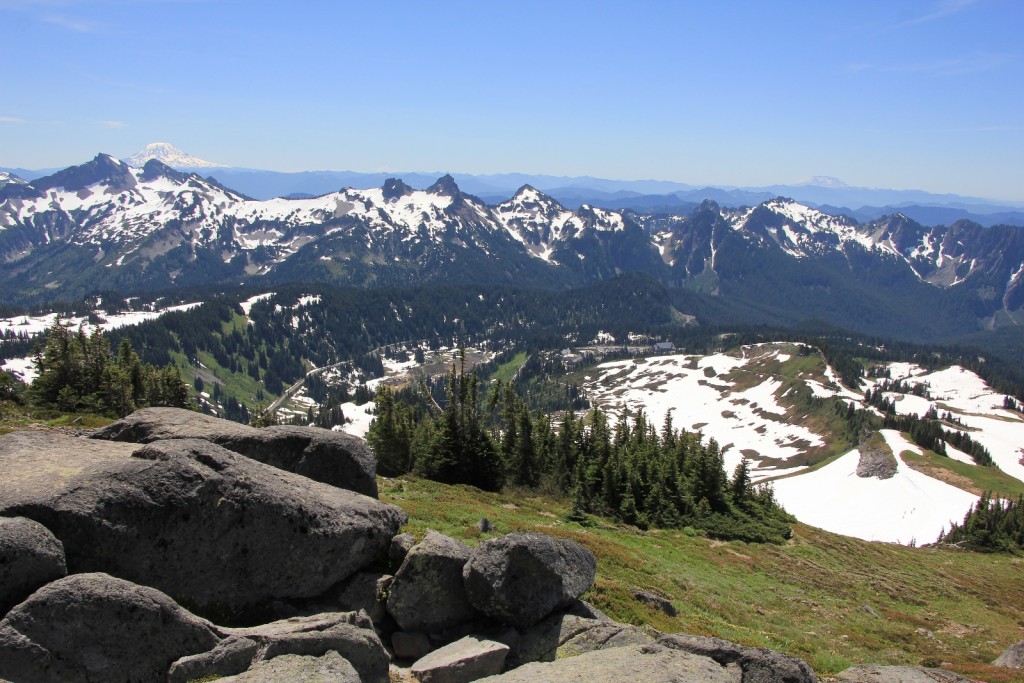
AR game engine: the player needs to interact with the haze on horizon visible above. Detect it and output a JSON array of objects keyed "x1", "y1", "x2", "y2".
[{"x1": 1, "y1": 0, "x2": 1022, "y2": 202}]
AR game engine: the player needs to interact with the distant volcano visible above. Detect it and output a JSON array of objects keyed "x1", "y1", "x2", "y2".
[{"x1": 125, "y1": 142, "x2": 225, "y2": 169}]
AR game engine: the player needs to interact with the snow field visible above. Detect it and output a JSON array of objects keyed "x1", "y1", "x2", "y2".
[{"x1": 770, "y1": 430, "x2": 978, "y2": 544}]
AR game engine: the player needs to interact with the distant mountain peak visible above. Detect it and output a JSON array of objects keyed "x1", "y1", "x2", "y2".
[
  {"x1": 382, "y1": 177, "x2": 414, "y2": 201},
  {"x1": 797, "y1": 176, "x2": 850, "y2": 189},
  {"x1": 427, "y1": 174, "x2": 460, "y2": 196},
  {"x1": 126, "y1": 142, "x2": 225, "y2": 170}
]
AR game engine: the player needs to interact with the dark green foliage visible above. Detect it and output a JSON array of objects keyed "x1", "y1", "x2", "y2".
[
  {"x1": 27, "y1": 320, "x2": 193, "y2": 417},
  {"x1": 938, "y1": 492, "x2": 1024, "y2": 553},
  {"x1": 367, "y1": 361, "x2": 793, "y2": 542},
  {"x1": 0, "y1": 370, "x2": 26, "y2": 404}
]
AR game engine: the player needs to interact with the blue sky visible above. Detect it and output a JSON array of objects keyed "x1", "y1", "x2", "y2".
[{"x1": 1, "y1": 0, "x2": 1022, "y2": 200}]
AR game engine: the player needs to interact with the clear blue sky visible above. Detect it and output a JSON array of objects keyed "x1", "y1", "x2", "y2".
[{"x1": 2, "y1": 0, "x2": 1022, "y2": 200}]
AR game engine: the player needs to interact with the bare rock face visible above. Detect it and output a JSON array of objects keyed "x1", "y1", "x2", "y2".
[
  {"x1": 0, "y1": 431, "x2": 406, "y2": 623},
  {"x1": 386, "y1": 531, "x2": 478, "y2": 632},
  {"x1": 463, "y1": 532, "x2": 596, "y2": 628},
  {"x1": 0, "y1": 573, "x2": 220, "y2": 683},
  {"x1": 0, "y1": 516, "x2": 67, "y2": 616},
  {"x1": 856, "y1": 439, "x2": 898, "y2": 480},
  {"x1": 993, "y1": 640, "x2": 1024, "y2": 668},
  {"x1": 476, "y1": 642, "x2": 737, "y2": 682},
  {"x1": 658, "y1": 633, "x2": 817, "y2": 683},
  {"x1": 91, "y1": 406, "x2": 379, "y2": 496},
  {"x1": 835, "y1": 664, "x2": 977, "y2": 682}
]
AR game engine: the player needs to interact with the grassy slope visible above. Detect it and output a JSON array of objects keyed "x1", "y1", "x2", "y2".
[{"x1": 381, "y1": 476, "x2": 1024, "y2": 682}]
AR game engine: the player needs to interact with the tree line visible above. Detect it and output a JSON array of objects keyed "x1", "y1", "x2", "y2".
[
  {"x1": 3, "y1": 319, "x2": 192, "y2": 417},
  {"x1": 938, "y1": 493, "x2": 1024, "y2": 553},
  {"x1": 367, "y1": 354, "x2": 794, "y2": 543}
]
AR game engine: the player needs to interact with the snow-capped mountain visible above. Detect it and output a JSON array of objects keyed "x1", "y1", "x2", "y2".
[
  {"x1": 1, "y1": 153, "x2": 1023, "y2": 343},
  {"x1": 126, "y1": 142, "x2": 225, "y2": 170}
]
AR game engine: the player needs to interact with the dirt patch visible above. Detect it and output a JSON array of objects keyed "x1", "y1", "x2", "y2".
[
  {"x1": 721, "y1": 410, "x2": 736, "y2": 419},
  {"x1": 740, "y1": 449, "x2": 761, "y2": 459},
  {"x1": 903, "y1": 457, "x2": 982, "y2": 495},
  {"x1": 703, "y1": 367, "x2": 717, "y2": 378}
]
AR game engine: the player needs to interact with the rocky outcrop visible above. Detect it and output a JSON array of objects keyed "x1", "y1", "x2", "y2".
[
  {"x1": 411, "y1": 635, "x2": 510, "y2": 683},
  {"x1": 463, "y1": 532, "x2": 596, "y2": 628},
  {"x1": 658, "y1": 633, "x2": 817, "y2": 683},
  {"x1": 387, "y1": 531, "x2": 478, "y2": 632},
  {"x1": 477, "y1": 642, "x2": 738, "y2": 682},
  {"x1": 835, "y1": 664, "x2": 978, "y2": 682},
  {"x1": 856, "y1": 439, "x2": 897, "y2": 479},
  {"x1": 215, "y1": 651, "x2": 361, "y2": 682},
  {"x1": 91, "y1": 406, "x2": 378, "y2": 496},
  {"x1": 0, "y1": 431, "x2": 406, "y2": 622},
  {"x1": 993, "y1": 640, "x2": 1024, "y2": 668},
  {"x1": 0, "y1": 516, "x2": 66, "y2": 615},
  {"x1": 0, "y1": 573, "x2": 220, "y2": 683}
]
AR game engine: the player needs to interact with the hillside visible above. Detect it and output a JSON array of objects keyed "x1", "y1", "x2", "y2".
[{"x1": 381, "y1": 476, "x2": 1024, "y2": 682}]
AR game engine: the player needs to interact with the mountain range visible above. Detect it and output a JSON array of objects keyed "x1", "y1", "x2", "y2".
[
  {"x1": 1, "y1": 152, "x2": 1023, "y2": 352},
  {"x1": 4, "y1": 142, "x2": 1022, "y2": 225}
]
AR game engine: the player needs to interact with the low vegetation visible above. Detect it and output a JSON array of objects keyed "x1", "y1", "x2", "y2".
[{"x1": 381, "y1": 476, "x2": 1024, "y2": 682}]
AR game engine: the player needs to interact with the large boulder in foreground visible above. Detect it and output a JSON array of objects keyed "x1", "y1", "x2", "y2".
[
  {"x1": 994, "y1": 640, "x2": 1024, "y2": 668},
  {"x1": 463, "y1": 532, "x2": 596, "y2": 628},
  {"x1": 477, "y1": 642, "x2": 736, "y2": 682},
  {"x1": 658, "y1": 633, "x2": 817, "y2": 683},
  {"x1": 410, "y1": 635, "x2": 510, "y2": 683},
  {"x1": 173, "y1": 611, "x2": 389, "y2": 683},
  {"x1": 0, "y1": 431, "x2": 406, "y2": 622},
  {"x1": 215, "y1": 651, "x2": 360, "y2": 683},
  {"x1": 386, "y1": 531, "x2": 478, "y2": 633},
  {"x1": 91, "y1": 406, "x2": 379, "y2": 496},
  {"x1": 216, "y1": 651, "x2": 361, "y2": 682},
  {"x1": 0, "y1": 573, "x2": 220, "y2": 683},
  {"x1": 0, "y1": 516, "x2": 67, "y2": 615}
]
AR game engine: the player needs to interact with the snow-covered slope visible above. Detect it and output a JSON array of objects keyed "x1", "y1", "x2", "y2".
[
  {"x1": 771, "y1": 431, "x2": 977, "y2": 544},
  {"x1": 581, "y1": 343, "x2": 1023, "y2": 544},
  {"x1": 126, "y1": 142, "x2": 225, "y2": 169}
]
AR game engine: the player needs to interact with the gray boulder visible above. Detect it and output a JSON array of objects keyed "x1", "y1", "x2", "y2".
[
  {"x1": 0, "y1": 516, "x2": 67, "y2": 615},
  {"x1": 170, "y1": 611, "x2": 389, "y2": 683},
  {"x1": 463, "y1": 532, "x2": 596, "y2": 628},
  {"x1": 0, "y1": 572, "x2": 220, "y2": 683},
  {"x1": 658, "y1": 633, "x2": 816, "y2": 683},
  {"x1": 836, "y1": 665, "x2": 977, "y2": 682},
  {"x1": 477, "y1": 642, "x2": 737, "y2": 682},
  {"x1": 515, "y1": 612, "x2": 653, "y2": 666},
  {"x1": 387, "y1": 531, "x2": 478, "y2": 632},
  {"x1": 633, "y1": 590, "x2": 677, "y2": 617},
  {"x1": 994, "y1": 640, "x2": 1024, "y2": 668},
  {"x1": 91, "y1": 406, "x2": 378, "y2": 496},
  {"x1": 0, "y1": 431, "x2": 406, "y2": 622},
  {"x1": 390, "y1": 531, "x2": 417, "y2": 571},
  {"x1": 410, "y1": 635, "x2": 510, "y2": 683},
  {"x1": 216, "y1": 651, "x2": 360, "y2": 683},
  {"x1": 172, "y1": 611, "x2": 389, "y2": 683},
  {"x1": 168, "y1": 636, "x2": 261, "y2": 683},
  {"x1": 393, "y1": 630, "x2": 433, "y2": 661}
]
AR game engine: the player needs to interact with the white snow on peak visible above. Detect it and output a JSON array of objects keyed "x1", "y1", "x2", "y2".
[
  {"x1": 126, "y1": 142, "x2": 225, "y2": 169},
  {"x1": 796, "y1": 176, "x2": 850, "y2": 189},
  {"x1": 0, "y1": 171, "x2": 27, "y2": 187},
  {"x1": 756, "y1": 198, "x2": 877, "y2": 257}
]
